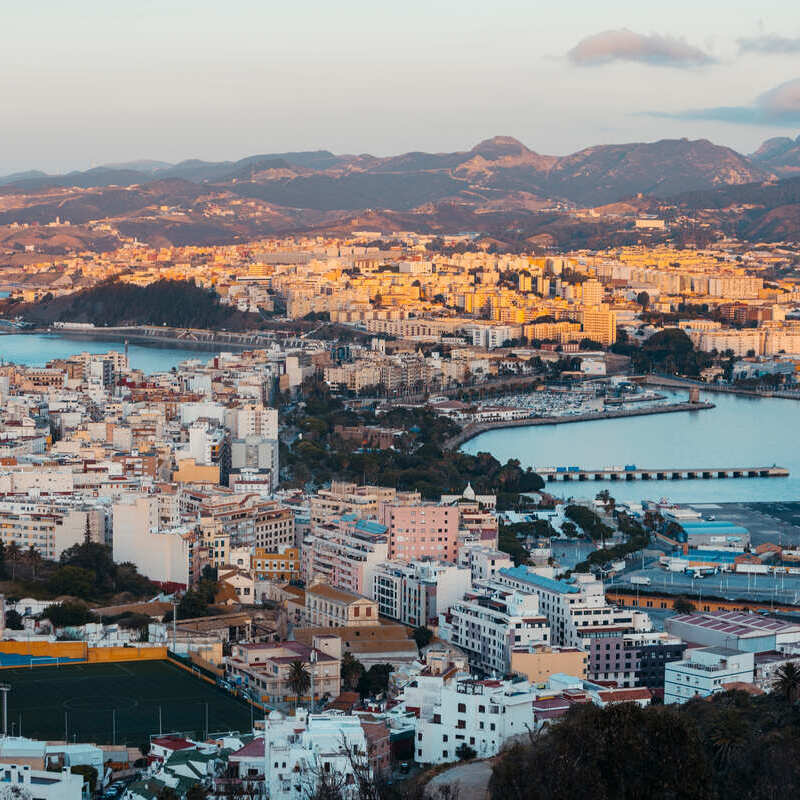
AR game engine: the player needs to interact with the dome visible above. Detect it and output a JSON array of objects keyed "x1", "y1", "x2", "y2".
[
  {"x1": 463, "y1": 482, "x2": 476, "y2": 501},
  {"x1": 268, "y1": 710, "x2": 284, "y2": 721}
]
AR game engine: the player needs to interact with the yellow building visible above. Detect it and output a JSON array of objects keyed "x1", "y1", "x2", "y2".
[
  {"x1": 251, "y1": 547, "x2": 300, "y2": 582},
  {"x1": 581, "y1": 306, "x2": 617, "y2": 347},
  {"x1": 511, "y1": 645, "x2": 588, "y2": 683},
  {"x1": 172, "y1": 458, "x2": 220, "y2": 484}
]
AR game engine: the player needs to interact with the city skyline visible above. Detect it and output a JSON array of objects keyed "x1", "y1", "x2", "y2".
[{"x1": 3, "y1": 0, "x2": 800, "y2": 174}]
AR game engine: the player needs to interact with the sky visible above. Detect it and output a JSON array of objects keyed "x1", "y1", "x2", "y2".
[{"x1": 2, "y1": 0, "x2": 800, "y2": 174}]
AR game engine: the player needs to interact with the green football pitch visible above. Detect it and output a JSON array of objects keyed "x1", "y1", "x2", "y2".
[{"x1": 2, "y1": 660, "x2": 256, "y2": 746}]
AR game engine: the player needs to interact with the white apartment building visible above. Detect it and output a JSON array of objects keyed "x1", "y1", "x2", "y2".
[
  {"x1": 664, "y1": 647, "x2": 755, "y2": 704},
  {"x1": 496, "y1": 567, "x2": 649, "y2": 649},
  {"x1": 0, "y1": 499, "x2": 105, "y2": 560},
  {"x1": 259, "y1": 711, "x2": 372, "y2": 799},
  {"x1": 458, "y1": 545, "x2": 514, "y2": 583},
  {"x1": 371, "y1": 559, "x2": 472, "y2": 628},
  {"x1": 412, "y1": 677, "x2": 535, "y2": 764},
  {"x1": 226, "y1": 404, "x2": 278, "y2": 440},
  {"x1": 438, "y1": 582, "x2": 550, "y2": 675},
  {"x1": 0, "y1": 764, "x2": 85, "y2": 799},
  {"x1": 112, "y1": 494, "x2": 193, "y2": 587}
]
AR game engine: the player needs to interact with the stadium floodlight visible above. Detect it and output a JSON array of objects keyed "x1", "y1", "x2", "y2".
[{"x1": 0, "y1": 684, "x2": 10, "y2": 737}]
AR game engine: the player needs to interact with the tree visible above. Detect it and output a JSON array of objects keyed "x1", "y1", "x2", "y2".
[
  {"x1": 0, "y1": 540, "x2": 6, "y2": 580},
  {"x1": 412, "y1": 626, "x2": 433, "y2": 652},
  {"x1": 70, "y1": 765, "x2": 98, "y2": 794},
  {"x1": 171, "y1": 590, "x2": 210, "y2": 620},
  {"x1": 455, "y1": 743, "x2": 477, "y2": 761},
  {"x1": 47, "y1": 566, "x2": 95, "y2": 599},
  {"x1": 4, "y1": 609, "x2": 23, "y2": 630},
  {"x1": 185, "y1": 785, "x2": 208, "y2": 800},
  {"x1": 358, "y1": 664, "x2": 393, "y2": 699},
  {"x1": 341, "y1": 652, "x2": 365, "y2": 692},
  {"x1": 157, "y1": 788, "x2": 179, "y2": 800},
  {"x1": 673, "y1": 597, "x2": 696, "y2": 614},
  {"x1": 286, "y1": 660, "x2": 311, "y2": 706},
  {"x1": 772, "y1": 662, "x2": 800, "y2": 703},
  {"x1": 636, "y1": 291, "x2": 650, "y2": 310},
  {"x1": 41, "y1": 602, "x2": 93, "y2": 628}
]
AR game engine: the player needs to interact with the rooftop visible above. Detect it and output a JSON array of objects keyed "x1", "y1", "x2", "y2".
[{"x1": 499, "y1": 566, "x2": 580, "y2": 594}]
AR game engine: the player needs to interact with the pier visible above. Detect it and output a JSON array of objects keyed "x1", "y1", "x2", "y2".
[{"x1": 539, "y1": 465, "x2": 789, "y2": 482}]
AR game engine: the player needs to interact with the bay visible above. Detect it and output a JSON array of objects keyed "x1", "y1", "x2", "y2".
[
  {"x1": 0, "y1": 333, "x2": 219, "y2": 373},
  {"x1": 461, "y1": 391, "x2": 800, "y2": 503}
]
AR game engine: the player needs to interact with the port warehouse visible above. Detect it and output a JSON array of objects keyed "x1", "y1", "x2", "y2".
[{"x1": 0, "y1": 643, "x2": 253, "y2": 744}]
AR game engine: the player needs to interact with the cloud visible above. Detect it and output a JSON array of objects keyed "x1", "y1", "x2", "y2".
[
  {"x1": 739, "y1": 34, "x2": 800, "y2": 54},
  {"x1": 567, "y1": 29, "x2": 715, "y2": 68},
  {"x1": 647, "y1": 78, "x2": 800, "y2": 125}
]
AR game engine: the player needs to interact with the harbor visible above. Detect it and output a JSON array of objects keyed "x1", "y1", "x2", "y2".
[{"x1": 445, "y1": 400, "x2": 713, "y2": 449}]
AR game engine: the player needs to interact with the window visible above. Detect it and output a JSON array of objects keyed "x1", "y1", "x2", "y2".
[{"x1": 457, "y1": 703, "x2": 466, "y2": 713}]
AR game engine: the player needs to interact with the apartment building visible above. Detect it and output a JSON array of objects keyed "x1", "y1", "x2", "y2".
[
  {"x1": 226, "y1": 639, "x2": 341, "y2": 705},
  {"x1": 371, "y1": 560, "x2": 472, "y2": 628},
  {"x1": 309, "y1": 482, "x2": 420, "y2": 527},
  {"x1": 112, "y1": 494, "x2": 195, "y2": 587},
  {"x1": 380, "y1": 503, "x2": 459, "y2": 563},
  {"x1": 664, "y1": 647, "x2": 755, "y2": 704},
  {"x1": 303, "y1": 514, "x2": 389, "y2": 595},
  {"x1": 182, "y1": 490, "x2": 294, "y2": 550},
  {"x1": 496, "y1": 567, "x2": 652, "y2": 683},
  {"x1": 439, "y1": 583, "x2": 550, "y2": 675},
  {"x1": 581, "y1": 306, "x2": 617, "y2": 347},
  {"x1": 0, "y1": 499, "x2": 105, "y2": 560},
  {"x1": 251, "y1": 547, "x2": 301, "y2": 582},
  {"x1": 304, "y1": 582, "x2": 379, "y2": 628},
  {"x1": 412, "y1": 677, "x2": 535, "y2": 764}
]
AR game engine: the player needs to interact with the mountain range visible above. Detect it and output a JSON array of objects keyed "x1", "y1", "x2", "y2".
[
  {"x1": 3, "y1": 135, "x2": 796, "y2": 210},
  {"x1": 2, "y1": 135, "x2": 800, "y2": 253}
]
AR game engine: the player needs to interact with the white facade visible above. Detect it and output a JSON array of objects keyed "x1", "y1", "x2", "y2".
[
  {"x1": 0, "y1": 764, "x2": 85, "y2": 799},
  {"x1": 438, "y1": 582, "x2": 550, "y2": 675},
  {"x1": 495, "y1": 567, "x2": 650, "y2": 649},
  {"x1": 261, "y1": 711, "x2": 371, "y2": 799},
  {"x1": 664, "y1": 647, "x2": 755, "y2": 704},
  {"x1": 112, "y1": 495, "x2": 192, "y2": 586},
  {"x1": 371, "y1": 560, "x2": 471, "y2": 628},
  {"x1": 412, "y1": 678, "x2": 535, "y2": 764}
]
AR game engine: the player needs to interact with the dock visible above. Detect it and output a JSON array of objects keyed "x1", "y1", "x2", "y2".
[{"x1": 539, "y1": 465, "x2": 790, "y2": 482}]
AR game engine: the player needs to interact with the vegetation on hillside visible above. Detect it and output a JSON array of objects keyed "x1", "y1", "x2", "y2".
[
  {"x1": 489, "y1": 689, "x2": 800, "y2": 800},
  {"x1": 283, "y1": 386, "x2": 544, "y2": 505},
  {"x1": 16, "y1": 279, "x2": 262, "y2": 329}
]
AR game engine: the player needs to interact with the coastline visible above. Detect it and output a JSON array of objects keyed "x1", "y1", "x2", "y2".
[{"x1": 446, "y1": 401, "x2": 714, "y2": 449}]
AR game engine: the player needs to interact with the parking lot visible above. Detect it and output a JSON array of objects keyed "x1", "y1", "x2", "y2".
[
  {"x1": 685, "y1": 502, "x2": 800, "y2": 549},
  {"x1": 609, "y1": 566, "x2": 800, "y2": 606}
]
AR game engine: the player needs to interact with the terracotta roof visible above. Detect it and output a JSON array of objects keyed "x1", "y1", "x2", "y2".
[{"x1": 306, "y1": 583, "x2": 373, "y2": 605}]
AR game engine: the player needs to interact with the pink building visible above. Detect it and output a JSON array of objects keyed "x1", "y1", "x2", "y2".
[{"x1": 379, "y1": 503, "x2": 458, "y2": 563}]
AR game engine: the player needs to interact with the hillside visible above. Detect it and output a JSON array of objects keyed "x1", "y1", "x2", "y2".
[
  {"x1": 8, "y1": 279, "x2": 263, "y2": 329},
  {"x1": 752, "y1": 135, "x2": 800, "y2": 178}
]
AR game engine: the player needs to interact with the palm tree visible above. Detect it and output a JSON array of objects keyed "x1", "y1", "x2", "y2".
[
  {"x1": 286, "y1": 660, "x2": 311, "y2": 709},
  {"x1": 25, "y1": 546, "x2": 42, "y2": 580},
  {"x1": 7, "y1": 542, "x2": 21, "y2": 581},
  {"x1": 772, "y1": 662, "x2": 800, "y2": 703}
]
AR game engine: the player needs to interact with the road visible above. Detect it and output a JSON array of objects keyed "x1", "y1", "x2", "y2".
[{"x1": 426, "y1": 760, "x2": 493, "y2": 799}]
